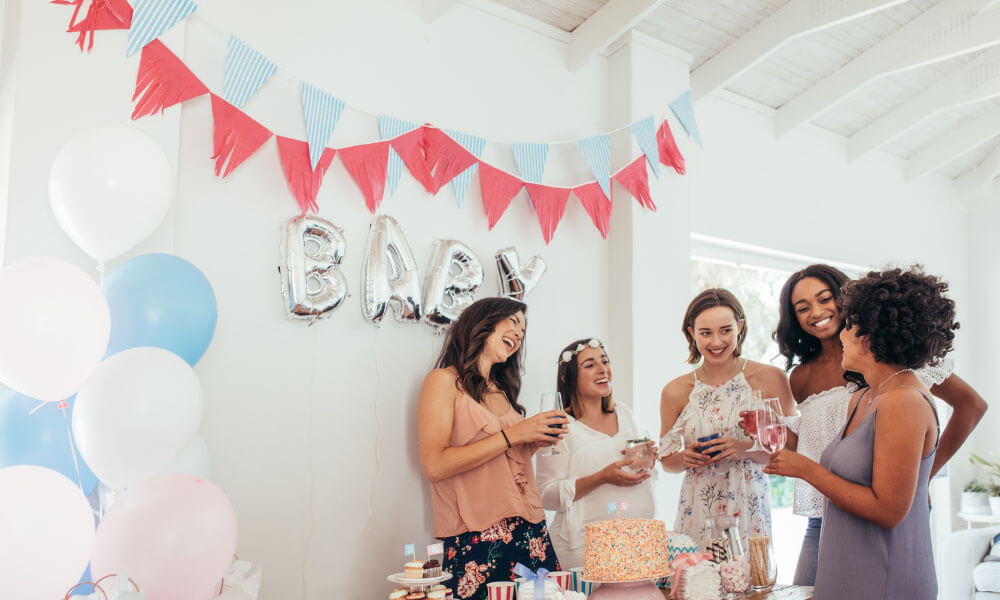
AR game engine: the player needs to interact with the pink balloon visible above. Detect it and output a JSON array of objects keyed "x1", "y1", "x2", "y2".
[
  {"x1": 92, "y1": 474, "x2": 237, "y2": 600},
  {"x1": 0, "y1": 466, "x2": 95, "y2": 600},
  {"x1": 0, "y1": 258, "x2": 110, "y2": 401}
]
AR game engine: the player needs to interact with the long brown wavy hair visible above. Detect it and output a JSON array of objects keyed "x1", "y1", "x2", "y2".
[{"x1": 435, "y1": 297, "x2": 528, "y2": 415}]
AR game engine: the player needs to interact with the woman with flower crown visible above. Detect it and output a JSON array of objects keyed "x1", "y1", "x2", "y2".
[
  {"x1": 536, "y1": 338, "x2": 656, "y2": 569},
  {"x1": 659, "y1": 289, "x2": 795, "y2": 546}
]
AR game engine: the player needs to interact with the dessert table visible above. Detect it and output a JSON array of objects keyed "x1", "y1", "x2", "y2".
[{"x1": 658, "y1": 585, "x2": 814, "y2": 599}]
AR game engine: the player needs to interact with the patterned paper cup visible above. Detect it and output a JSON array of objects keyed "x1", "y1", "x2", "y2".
[
  {"x1": 547, "y1": 571, "x2": 571, "y2": 590},
  {"x1": 487, "y1": 581, "x2": 517, "y2": 600}
]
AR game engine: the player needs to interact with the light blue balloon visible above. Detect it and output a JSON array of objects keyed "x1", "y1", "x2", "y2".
[
  {"x1": 0, "y1": 389, "x2": 98, "y2": 494},
  {"x1": 103, "y1": 253, "x2": 217, "y2": 366}
]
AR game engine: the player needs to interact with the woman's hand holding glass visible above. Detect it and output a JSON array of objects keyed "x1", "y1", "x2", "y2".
[
  {"x1": 600, "y1": 458, "x2": 651, "y2": 486},
  {"x1": 507, "y1": 410, "x2": 568, "y2": 447}
]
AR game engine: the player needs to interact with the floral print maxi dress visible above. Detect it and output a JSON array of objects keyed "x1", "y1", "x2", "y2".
[{"x1": 662, "y1": 369, "x2": 772, "y2": 546}]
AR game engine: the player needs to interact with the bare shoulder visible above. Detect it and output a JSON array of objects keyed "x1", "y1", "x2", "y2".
[
  {"x1": 788, "y1": 363, "x2": 811, "y2": 400},
  {"x1": 661, "y1": 373, "x2": 695, "y2": 405},
  {"x1": 745, "y1": 360, "x2": 787, "y2": 385},
  {"x1": 878, "y1": 386, "x2": 934, "y2": 417},
  {"x1": 421, "y1": 368, "x2": 461, "y2": 400}
]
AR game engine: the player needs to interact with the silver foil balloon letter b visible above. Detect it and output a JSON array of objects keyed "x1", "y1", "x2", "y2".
[
  {"x1": 279, "y1": 215, "x2": 349, "y2": 323},
  {"x1": 362, "y1": 215, "x2": 422, "y2": 325},
  {"x1": 422, "y1": 240, "x2": 483, "y2": 332},
  {"x1": 495, "y1": 247, "x2": 546, "y2": 299}
]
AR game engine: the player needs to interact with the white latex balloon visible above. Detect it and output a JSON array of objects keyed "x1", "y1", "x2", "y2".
[
  {"x1": 73, "y1": 347, "x2": 203, "y2": 489},
  {"x1": 49, "y1": 126, "x2": 173, "y2": 262},
  {"x1": 0, "y1": 466, "x2": 95, "y2": 600},
  {"x1": 160, "y1": 434, "x2": 211, "y2": 479},
  {"x1": 0, "y1": 258, "x2": 110, "y2": 401}
]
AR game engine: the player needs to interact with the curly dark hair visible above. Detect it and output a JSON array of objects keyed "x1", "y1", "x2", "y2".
[
  {"x1": 839, "y1": 266, "x2": 959, "y2": 369},
  {"x1": 435, "y1": 297, "x2": 528, "y2": 415},
  {"x1": 774, "y1": 264, "x2": 851, "y2": 370}
]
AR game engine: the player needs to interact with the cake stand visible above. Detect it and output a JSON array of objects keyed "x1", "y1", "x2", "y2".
[
  {"x1": 587, "y1": 580, "x2": 663, "y2": 599},
  {"x1": 387, "y1": 572, "x2": 453, "y2": 590}
]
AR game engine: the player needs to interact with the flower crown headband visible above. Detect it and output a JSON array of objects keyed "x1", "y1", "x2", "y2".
[{"x1": 559, "y1": 339, "x2": 604, "y2": 365}]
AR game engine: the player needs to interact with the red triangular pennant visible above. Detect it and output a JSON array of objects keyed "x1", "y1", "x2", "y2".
[
  {"x1": 614, "y1": 156, "x2": 656, "y2": 212},
  {"x1": 58, "y1": 0, "x2": 132, "y2": 51},
  {"x1": 574, "y1": 182, "x2": 612, "y2": 239},
  {"x1": 209, "y1": 94, "x2": 274, "y2": 178},
  {"x1": 424, "y1": 128, "x2": 478, "y2": 194},
  {"x1": 339, "y1": 141, "x2": 390, "y2": 214},
  {"x1": 389, "y1": 127, "x2": 435, "y2": 193},
  {"x1": 276, "y1": 136, "x2": 336, "y2": 214},
  {"x1": 657, "y1": 119, "x2": 686, "y2": 175},
  {"x1": 132, "y1": 40, "x2": 209, "y2": 120},
  {"x1": 478, "y1": 163, "x2": 523, "y2": 229},
  {"x1": 525, "y1": 183, "x2": 571, "y2": 245}
]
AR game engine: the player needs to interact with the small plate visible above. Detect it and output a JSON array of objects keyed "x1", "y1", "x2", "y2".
[{"x1": 387, "y1": 572, "x2": 453, "y2": 586}]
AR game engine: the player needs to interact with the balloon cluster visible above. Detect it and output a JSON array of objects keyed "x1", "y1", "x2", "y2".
[
  {"x1": 279, "y1": 214, "x2": 547, "y2": 330},
  {"x1": 0, "y1": 127, "x2": 236, "y2": 600}
]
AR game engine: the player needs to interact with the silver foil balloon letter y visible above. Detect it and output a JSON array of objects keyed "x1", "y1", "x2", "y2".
[
  {"x1": 495, "y1": 246, "x2": 546, "y2": 299},
  {"x1": 362, "y1": 215, "x2": 422, "y2": 325},
  {"x1": 422, "y1": 240, "x2": 483, "y2": 332},
  {"x1": 278, "y1": 215, "x2": 349, "y2": 323}
]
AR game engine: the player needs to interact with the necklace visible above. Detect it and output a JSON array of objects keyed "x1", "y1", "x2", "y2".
[{"x1": 868, "y1": 368, "x2": 913, "y2": 406}]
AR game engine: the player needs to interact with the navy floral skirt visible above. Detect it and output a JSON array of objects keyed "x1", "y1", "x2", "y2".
[{"x1": 442, "y1": 516, "x2": 560, "y2": 600}]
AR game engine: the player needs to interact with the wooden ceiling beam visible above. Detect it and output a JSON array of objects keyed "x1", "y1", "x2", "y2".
[
  {"x1": 776, "y1": 0, "x2": 1000, "y2": 137},
  {"x1": 848, "y1": 47, "x2": 1000, "y2": 161},
  {"x1": 957, "y1": 138, "x2": 1000, "y2": 198},
  {"x1": 691, "y1": 0, "x2": 907, "y2": 102},
  {"x1": 906, "y1": 109, "x2": 1000, "y2": 181},
  {"x1": 567, "y1": 0, "x2": 666, "y2": 72}
]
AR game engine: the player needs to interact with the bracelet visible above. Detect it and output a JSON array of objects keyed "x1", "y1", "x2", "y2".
[{"x1": 500, "y1": 429, "x2": 512, "y2": 449}]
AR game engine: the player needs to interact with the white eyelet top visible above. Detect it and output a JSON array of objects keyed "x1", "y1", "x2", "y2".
[{"x1": 791, "y1": 360, "x2": 953, "y2": 518}]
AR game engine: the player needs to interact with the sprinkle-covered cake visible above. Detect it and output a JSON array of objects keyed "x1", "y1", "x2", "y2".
[{"x1": 583, "y1": 518, "x2": 670, "y2": 582}]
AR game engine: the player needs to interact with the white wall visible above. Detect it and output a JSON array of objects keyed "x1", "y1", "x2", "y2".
[{"x1": 0, "y1": 0, "x2": 986, "y2": 598}]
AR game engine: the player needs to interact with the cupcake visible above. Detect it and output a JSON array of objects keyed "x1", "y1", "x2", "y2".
[
  {"x1": 427, "y1": 591, "x2": 446, "y2": 600},
  {"x1": 405, "y1": 594, "x2": 426, "y2": 600},
  {"x1": 389, "y1": 591, "x2": 407, "y2": 600},
  {"x1": 423, "y1": 559, "x2": 442, "y2": 578},
  {"x1": 405, "y1": 561, "x2": 425, "y2": 579}
]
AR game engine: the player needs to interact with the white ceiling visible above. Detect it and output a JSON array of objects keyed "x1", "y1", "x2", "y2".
[{"x1": 476, "y1": 0, "x2": 1000, "y2": 197}]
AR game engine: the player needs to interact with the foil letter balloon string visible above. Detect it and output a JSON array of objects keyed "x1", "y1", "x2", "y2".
[
  {"x1": 362, "y1": 215, "x2": 422, "y2": 325},
  {"x1": 495, "y1": 247, "x2": 546, "y2": 300},
  {"x1": 422, "y1": 240, "x2": 483, "y2": 332},
  {"x1": 278, "y1": 215, "x2": 349, "y2": 323}
]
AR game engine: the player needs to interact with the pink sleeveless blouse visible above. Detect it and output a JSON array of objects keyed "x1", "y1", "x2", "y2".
[{"x1": 430, "y1": 394, "x2": 545, "y2": 538}]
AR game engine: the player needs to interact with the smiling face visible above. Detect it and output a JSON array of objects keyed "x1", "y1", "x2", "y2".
[
  {"x1": 688, "y1": 305, "x2": 742, "y2": 366},
  {"x1": 483, "y1": 310, "x2": 525, "y2": 365},
  {"x1": 839, "y1": 324, "x2": 869, "y2": 372},
  {"x1": 575, "y1": 346, "x2": 612, "y2": 400},
  {"x1": 791, "y1": 276, "x2": 842, "y2": 341}
]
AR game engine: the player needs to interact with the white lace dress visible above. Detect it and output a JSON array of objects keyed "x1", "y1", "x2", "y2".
[
  {"x1": 790, "y1": 361, "x2": 953, "y2": 517},
  {"x1": 661, "y1": 368, "x2": 771, "y2": 545}
]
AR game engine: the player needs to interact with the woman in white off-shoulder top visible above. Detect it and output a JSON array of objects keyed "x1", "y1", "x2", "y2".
[
  {"x1": 772, "y1": 264, "x2": 987, "y2": 585},
  {"x1": 536, "y1": 338, "x2": 655, "y2": 569}
]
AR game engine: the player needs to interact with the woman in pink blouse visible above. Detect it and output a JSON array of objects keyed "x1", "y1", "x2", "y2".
[{"x1": 418, "y1": 297, "x2": 566, "y2": 599}]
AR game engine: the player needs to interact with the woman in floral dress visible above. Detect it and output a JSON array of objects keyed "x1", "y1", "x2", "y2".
[{"x1": 659, "y1": 289, "x2": 795, "y2": 544}]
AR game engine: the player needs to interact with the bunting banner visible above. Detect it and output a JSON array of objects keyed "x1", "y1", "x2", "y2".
[
  {"x1": 125, "y1": 0, "x2": 197, "y2": 57},
  {"x1": 444, "y1": 129, "x2": 486, "y2": 206},
  {"x1": 300, "y1": 83, "x2": 346, "y2": 170},
  {"x1": 574, "y1": 182, "x2": 612, "y2": 239},
  {"x1": 132, "y1": 39, "x2": 209, "y2": 120},
  {"x1": 210, "y1": 93, "x2": 274, "y2": 178},
  {"x1": 223, "y1": 35, "x2": 277, "y2": 109},
  {"x1": 55, "y1": 0, "x2": 133, "y2": 51},
  {"x1": 49, "y1": 3, "x2": 689, "y2": 243},
  {"x1": 525, "y1": 183, "x2": 570, "y2": 244},
  {"x1": 657, "y1": 119, "x2": 686, "y2": 175},
  {"x1": 339, "y1": 141, "x2": 391, "y2": 214},
  {"x1": 577, "y1": 133, "x2": 612, "y2": 200},
  {"x1": 378, "y1": 116, "x2": 420, "y2": 197},
  {"x1": 669, "y1": 90, "x2": 702, "y2": 148},
  {"x1": 512, "y1": 142, "x2": 548, "y2": 184},
  {"x1": 614, "y1": 157, "x2": 655, "y2": 212},
  {"x1": 276, "y1": 136, "x2": 337, "y2": 214},
  {"x1": 630, "y1": 116, "x2": 660, "y2": 180},
  {"x1": 478, "y1": 162, "x2": 524, "y2": 230}
]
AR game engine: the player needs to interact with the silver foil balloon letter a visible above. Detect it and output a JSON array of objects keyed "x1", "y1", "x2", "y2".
[
  {"x1": 279, "y1": 215, "x2": 349, "y2": 322},
  {"x1": 362, "y1": 215, "x2": 422, "y2": 325},
  {"x1": 422, "y1": 240, "x2": 483, "y2": 332},
  {"x1": 495, "y1": 247, "x2": 546, "y2": 300}
]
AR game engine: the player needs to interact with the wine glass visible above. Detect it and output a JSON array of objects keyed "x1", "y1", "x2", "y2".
[
  {"x1": 540, "y1": 391, "x2": 565, "y2": 456},
  {"x1": 742, "y1": 389, "x2": 766, "y2": 453},
  {"x1": 757, "y1": 398, "x2": 787, "y2": 454}
]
